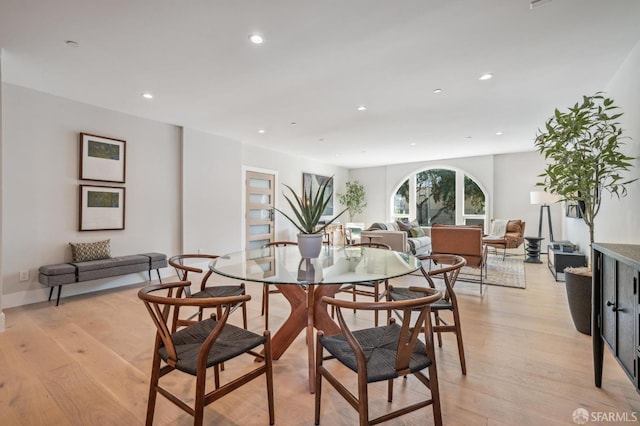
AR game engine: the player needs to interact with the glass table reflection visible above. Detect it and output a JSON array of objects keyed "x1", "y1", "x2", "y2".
[{"x1": 210, "y1": 244, "x2": 421, "y2": 393}]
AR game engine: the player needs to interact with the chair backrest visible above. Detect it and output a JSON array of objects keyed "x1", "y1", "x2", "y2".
[
  {"x1": 350, "y1": 242, "x2": 392, "y2": 250},
  {"x1": 430, "y1": 224, "x2": 485, "y2": 268},
  {"x1": 419, "y1": 254, "x2": 466, "y2": 302},
  {"x1": 322, "y1": 288, "x2": 442, "y2": 374},
  {"x1": 169, "y1": 254, "x2": 219, "y2": 293},
  {"x1": 137, "y1": 281, "x2": 251, "y2": 368},
  {"x1": 262, "y1": 241, "x2": 297, "y2": 247}
]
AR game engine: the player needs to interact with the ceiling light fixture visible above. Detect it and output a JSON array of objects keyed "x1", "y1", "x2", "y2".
[
  {"x1": 496, "y1": 131, "x2": 504, "y2": 136},
  {"x1": 65, "y1": 40, "x2": 79, "y2": 47},
  {"x1": 433, "y1": 88, "x2": 443, "y2": 94},
  {"x1": 141, "y1": 92, "x2": 154, "y2": 99},
  {"x1": 290, "y1": 122, "x2": 297, "y2": 126},
  {"x1": 257, "y1": 129, "x2": 265, "y2": 134},
  {"x1": 530, "y1": 0, "x2": 552, "y2": 10},
  {"x1": 409, "y1": 142, "x2": 417, "y2": 146},
  {"x1": 249, "y1": 34, "x2": 264, "y2": 44},
  {"x1": 479, "y1": 73, "x2": 493, "y2": 81},
  {"x1": 357, "y1": 105, "x2": 367, "y2": 111}
]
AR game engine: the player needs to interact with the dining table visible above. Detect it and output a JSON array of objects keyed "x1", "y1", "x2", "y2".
[{"x1": 210, "y1": 244, "x2": 422, "y2": 393}]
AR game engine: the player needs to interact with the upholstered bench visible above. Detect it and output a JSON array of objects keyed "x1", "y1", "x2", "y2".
[{"x1": 39, "y1": 252, "x2": 167, "y2": 306}]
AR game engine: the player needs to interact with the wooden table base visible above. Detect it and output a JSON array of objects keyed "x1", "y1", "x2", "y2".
[{"x1": 269, "y1": 283, "x2": 341, "y2": 393}]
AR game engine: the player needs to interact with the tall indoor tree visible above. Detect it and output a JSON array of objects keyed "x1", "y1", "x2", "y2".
[{"x1": 534, "y1": 92, "x2": 636, "y2": 249}]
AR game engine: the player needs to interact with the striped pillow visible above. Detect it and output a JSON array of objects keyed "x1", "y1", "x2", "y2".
[{"x1": 69, "y1": 239, "x2": 112, "y2": 262}]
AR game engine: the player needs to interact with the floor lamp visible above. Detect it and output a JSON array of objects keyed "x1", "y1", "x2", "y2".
[{"x1": 530, "y1": 190, "x2": 559, "y2": 243}]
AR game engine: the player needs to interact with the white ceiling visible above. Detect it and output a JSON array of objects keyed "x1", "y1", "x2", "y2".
[{"x1": 2, "y1": 0, "x2": 640, "y2": 168}]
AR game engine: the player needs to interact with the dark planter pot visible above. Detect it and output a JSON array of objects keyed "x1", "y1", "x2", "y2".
[{"x1": 565, "y1": 268, "x2": 592, "y2": 335}]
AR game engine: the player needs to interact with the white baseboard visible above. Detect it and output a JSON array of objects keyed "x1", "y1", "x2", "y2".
[{"x1": 0, "y1": 312, "x2": 5, "y2": 332}]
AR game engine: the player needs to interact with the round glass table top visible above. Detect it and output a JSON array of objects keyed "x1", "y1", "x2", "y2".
[{"x1": 210, "y1": 245, "x2": 421, "y2": 285}]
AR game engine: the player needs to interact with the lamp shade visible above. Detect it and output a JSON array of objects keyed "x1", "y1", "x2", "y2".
[{"x1": 530, "y1": 190, "x2": 559, "y2": 205}]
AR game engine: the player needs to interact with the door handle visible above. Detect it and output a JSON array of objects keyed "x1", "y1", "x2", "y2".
[{"x1": 606, "y1": 300, "x2": 619, "y2": 312}]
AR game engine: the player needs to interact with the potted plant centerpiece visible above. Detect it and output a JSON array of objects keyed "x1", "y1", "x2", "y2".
[
  {"x1": 534, "y1": 92, "x2": 636, "y2": 335},
  {"x1": 275, "y1": 176, "x2": 346, "y2": 258}
]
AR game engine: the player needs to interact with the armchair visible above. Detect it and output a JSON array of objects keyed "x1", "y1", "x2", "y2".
[
  {"x1": 483, "y1": 219, "x2": 526, "y2": 259},
  {"x1": 430, "y1": 224, "x2": 488, "y2": 294}
]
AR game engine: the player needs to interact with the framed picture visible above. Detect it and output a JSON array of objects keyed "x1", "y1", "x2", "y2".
[
  {"x1": 303, "y1": 173, "x2": 333, "y2": 216},
  {"x1": 79, "y1": 185, "x2": 125, "y2": 231},
  {"x1": 80, "y1": 133, "x2": 126, "y2": 183},
  {"x1": 566, "y1": 200, "x2": 583, "y2": 218}
]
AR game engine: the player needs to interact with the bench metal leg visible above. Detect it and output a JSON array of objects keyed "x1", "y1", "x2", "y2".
[
  {"x1": 49, "y1": 287, "x2": 54, "y2": 301},
  {"x1": 56, "y1": 286, "x2": 62, "y2": 306},
  {"x1": 148, "y1": 268, "x2": 162, "y2": 283}
]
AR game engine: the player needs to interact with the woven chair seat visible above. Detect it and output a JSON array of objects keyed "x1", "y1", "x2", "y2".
[
  {"x1": 192, "y1": 285, "x2": 244, "y2": 299},
  {"x1": 389, "y1": 287, "x2": 453, "y2": 311},
  {"x1": 158, "y1": 318, "x2": 265, "y2": 375},
  {"x1": 319, "y1": 323, "x2": 431, "y2": 383}
]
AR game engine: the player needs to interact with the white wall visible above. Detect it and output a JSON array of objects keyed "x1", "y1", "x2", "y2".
[
  {"x1": 2, "y1": 84, "x2": 182, "y2": 308},
  {"x1": 182, "y1": 128, "x2": 243, "y2": 254},
  {"x1": 565, "y1": 40, "x2": 640, "y2": 255},
  {"x1": 0, "y1": 51, "x2": 5, "y2": 329},
  {"x1": 350, "y1": 151, "x2": 564, "y2": 244},
  {"x1": 1, "y1": 84, "x2": 349, "y2": 309}
]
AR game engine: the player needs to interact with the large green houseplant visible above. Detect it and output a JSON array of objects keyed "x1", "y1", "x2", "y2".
[
  {"x1": 534, "y1": 92, "x2": 636, "y2": 334},
  {"x1": 275, "y1": 177, "x2": 346, "y2": 257},
  {"x1": 337, "y1": 180, "x2": 367, "y2": 222}
]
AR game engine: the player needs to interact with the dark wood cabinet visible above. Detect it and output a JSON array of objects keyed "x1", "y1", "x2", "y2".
[{"x1": 592, "y1": 243, "x2": 640, "y2": 393}]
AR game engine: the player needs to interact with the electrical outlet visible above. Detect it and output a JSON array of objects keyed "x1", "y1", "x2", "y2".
[{"x1": 19, "y1": 270, "x2": 29, "y2": 281}]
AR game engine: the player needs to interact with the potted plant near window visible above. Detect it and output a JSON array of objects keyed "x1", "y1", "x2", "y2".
[
  {"x1": 534, "y1": 92, "x2": 636, "y2": 335},
  {"x1": 337, "y1": 180, "x2": 367, "y2": 222},
  {"x1": 275, "y1": 177, "x2": 346, "y2": 258}
]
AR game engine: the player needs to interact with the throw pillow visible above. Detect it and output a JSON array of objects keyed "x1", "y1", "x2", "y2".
[
  {"x1": 69, "y1": 239, "x2": 112, "y2": 262},
  {"x1": 396, "y1": 220, "x2": 412, "y2": 235},
  {"x1": 410, "y1": 227, "x2": 425, "y2": 238},
  {"x1": 409, "y1": 219, "x2": 420, "y2": 228}
]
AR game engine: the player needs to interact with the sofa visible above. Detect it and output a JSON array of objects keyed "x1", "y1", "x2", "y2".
[{"x1": 360, "y1": 222, "x2": 431, "y2": 255}]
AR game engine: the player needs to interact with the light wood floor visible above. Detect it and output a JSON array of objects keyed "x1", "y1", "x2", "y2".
[{"x1": 1, "y1": 255, "x2": 639, "y2": 425}]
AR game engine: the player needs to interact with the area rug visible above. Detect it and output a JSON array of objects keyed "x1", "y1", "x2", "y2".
[{"x1": 455, "y1": 253, "x2": 526, "y2": 289}]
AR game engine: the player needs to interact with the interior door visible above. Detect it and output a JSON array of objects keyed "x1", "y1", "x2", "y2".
[{"x1": 245, "y1": 171, "x2": 275, "y2": 250}]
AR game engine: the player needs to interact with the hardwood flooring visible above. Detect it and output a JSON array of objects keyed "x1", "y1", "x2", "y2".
[{"x1": 1, "y1": 255, "x2": 639, "y2": 425}]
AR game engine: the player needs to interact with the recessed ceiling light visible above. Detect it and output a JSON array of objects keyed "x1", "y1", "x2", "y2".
[
  {"x1": 257, "y1": 129, "x2": 265, "y2": 134},
  {"x1": 530, "y1": 0, "x2": 552, "y2": 9},
  {"x1": 479, "y1": 73, "x2": 493, "y2": 81},
  {"x1": 141, "y1": 92, "x2": 154, "y2": 99},
  {"x1": 409, "y1": 142, "x2": 417, "y2": 146},
  {"x1": 65, "y1": 40, "x2": 79, "y2": 47},
  {"x1": 290, "y1": 122, "x2": 297, "y2": 126},
  {"x1": 465, "y1": 136, "x2": 473, "y2": 139},
  {"x1": 433, "y1": 88, "x2": 443, "y2": 94},
  {"x1": 249, "y1": 34, "x2": 264, "y2": 44},
  {"x1": 319, "y1": 138, "x2": 324, "y2": 142},
  {"x1": 356, "y1": 105, "x2": 367, "y2": 111},
  {"x1": 496, "y1": 131, "x2": 504, "y2": 136}
]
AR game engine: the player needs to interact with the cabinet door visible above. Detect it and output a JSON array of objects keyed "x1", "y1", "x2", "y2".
[
  {"x1": 601, "y1": 255, "x2": 616, "y2": 351},
  {"x1": 616, "y1": 262, "x2": 636, "y2": 380}
]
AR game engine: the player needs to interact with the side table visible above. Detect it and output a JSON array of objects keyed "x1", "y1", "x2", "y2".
[
  {"x1": 547, "y1": 245, "x2": 587, "y2": 281},
  {"x1": 524, "y1": 236, "x2": 544, "y2": 264}
]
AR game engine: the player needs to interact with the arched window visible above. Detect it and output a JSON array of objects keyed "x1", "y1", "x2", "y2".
[{"x1": 392, "y1": 168, "x2": 487, "y2": 230}]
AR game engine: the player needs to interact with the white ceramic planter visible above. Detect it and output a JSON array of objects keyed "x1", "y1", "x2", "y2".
[{"x1": 297, "y1": 233, "x2": 323, "y2": 258}]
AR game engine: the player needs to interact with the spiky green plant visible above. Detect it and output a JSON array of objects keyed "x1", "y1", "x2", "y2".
[{"x1": 275, "y1": 177, "x2": 347, "y2": 234}]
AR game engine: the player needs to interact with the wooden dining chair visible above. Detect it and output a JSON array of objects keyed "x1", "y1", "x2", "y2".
[
  {"x1": 169, "y1": 254, "x2": 247, "y2": 330},
  {"x1": 335, "y1": 242, "x2": 392, "y2": 326},
  {"x1": 260, "y1": 241, "x2": 298, "y2": 330},
  {"x1": 138, "y1": 281, "x2": 274, "y2": 426},
  {"x1": 315, "y1": 288, "x2": 443, "y2": 426},
  {"x1": 387, "y1": 254, "x2": 468, "y2": 374}
]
